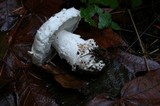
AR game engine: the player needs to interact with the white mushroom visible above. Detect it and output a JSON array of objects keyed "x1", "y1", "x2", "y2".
[{"x1": 29, "y1": 7, "x2": 105, "y2": 72}]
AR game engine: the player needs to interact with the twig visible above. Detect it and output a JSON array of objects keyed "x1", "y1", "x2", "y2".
[
  {"x1": 8, "y1": 9, "x2": 28, "y2": 45},
  {"x1": 149, "y1": 49, "x2": 159, "y2": 55},
  {"x1": 125, "y1": 15, "x2": 158, "y2": 51},
  {"x1": 128, "y1": 9, "x2": 150, "y2": 71},
  {"x1": 0, "y1": 63, "x2": 4, "y2": 76},
  {"x1": 0, "y1": 8, "x2": 28, "y2": 75},
  {"x1": 149, "y1": 39, "x2": 158, "y2": 47}
]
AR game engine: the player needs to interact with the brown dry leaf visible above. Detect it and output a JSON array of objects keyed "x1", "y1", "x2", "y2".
[
  {"x1": 121, "y1": 69, "x2": 160, "y2": 105},
  {"x1": 15, "y1": 68, "x2": 59, "y2": 106},
  {"x1": 87, "y1": 94, "x2": 119, "y2": 106},
  {"x1": 87, "y1": 69, "x2": 160, "y2": 106},
  {"x1": 0, "y1": 8, "x2": 58, "y2": 105},
  {"x1": 119, "y1": 52, "x2": 160, "y2": 73},
  {"x1": 76, "y1": 22, "x2": 126, "y2": 48},
  {"x1": 0, "y1": 0, "x2": 20, "y2": 31},
  {"x1": 0, "y1": 51, "x2": 59, "y2": 106},
  {"x1": 22, "y1": 0, "x2": 66, "y2": 17},
  {"x1": 108, "y1": 49, "x2": 160, "y2": 73},
  {"x1": 0, "y1": 45, "x2": 14, "y2": 88},
  {"x1": 0, "y1": 33, "x2": 9, "y2": 59},
  {"x1": 0, "y1": 93, "x2": 17, "y2": 106},
  {"x1": 95, "y1": 28, "x2": 126, "y2": 48},
  {"x1": 42, "y1": 63, "x2": 86, "y2": 89}
]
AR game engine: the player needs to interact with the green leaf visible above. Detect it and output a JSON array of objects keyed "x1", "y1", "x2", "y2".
[
  {"x1": 111, "y1": 21, "x2": 121, "y2": 30},
  {"x1": 80, "y1": 5, "x2": 103, "y2": 26},
  {"x1": 110, "y1": 0, "x2": 119, "y2": 9},
  {"x1": 131, "y1": 0, "x2": 142, "y2": 7},
  {"x1": 106, "y1": 0, "x2": 118, "y2": 9},
  {"x1": 98, "y1": 12, "x2": 112, "y2": 29},
  {"x1": 80, "y1": 4, "x2": 120, "y2": 30}
]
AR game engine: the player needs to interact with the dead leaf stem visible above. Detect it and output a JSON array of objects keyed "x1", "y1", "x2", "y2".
[
  {"x1": 8, "y1": 9, "x2": 28, "y2": 45},
  {"x1": 127, "y1": 9, "x2": 150, "y2": 71},
  {"x1": 125, "y1": 15, "x2": 158, "y2": 52}
]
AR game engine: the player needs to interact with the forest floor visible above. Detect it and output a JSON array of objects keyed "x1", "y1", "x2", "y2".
[{"x1": 0, "y1": 0, "x2": 160, "y2": 106}]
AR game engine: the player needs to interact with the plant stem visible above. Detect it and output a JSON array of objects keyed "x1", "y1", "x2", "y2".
[
  {"x1": 125, "y1": 15, "x2": 158, "y2": 51},
  {"x1": 128, "y1": 9, "x2": 150, "y2": 71}
]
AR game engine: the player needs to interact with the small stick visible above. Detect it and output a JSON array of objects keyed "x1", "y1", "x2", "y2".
[
  {"x1": 125, "y1": 14, "x2": 158, "y2": 51},
  {"x1": 149, "y1": 49, "x2": 159, "y2": 55},
  {"x1": 128, "y1": 9, "x2": 150, "y2": 71}
]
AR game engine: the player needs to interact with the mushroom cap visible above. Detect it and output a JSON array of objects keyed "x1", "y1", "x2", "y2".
[{"x1": 29, "y1": 7, "x2": 81, "y2": 65}]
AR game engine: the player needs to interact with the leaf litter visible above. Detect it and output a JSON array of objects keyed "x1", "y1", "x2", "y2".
[
  {"x1": 0, "y1": 0, "x2": 160, "y2": 106},
  {"x1": 0, "y1": 0, "x2": 20, "y2": 32}
]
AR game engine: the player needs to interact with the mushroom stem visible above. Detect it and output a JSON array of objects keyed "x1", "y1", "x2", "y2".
[{"x1": 51, "y1": 30, "x2": 105, "y2": 72}]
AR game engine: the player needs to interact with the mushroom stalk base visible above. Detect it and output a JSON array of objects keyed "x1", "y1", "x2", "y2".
[{"x1": 52, "y1": 30, "x2": 105, "y2": 72}]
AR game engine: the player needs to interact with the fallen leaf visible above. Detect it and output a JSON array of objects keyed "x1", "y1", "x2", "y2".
[
  {"x1": 80, "y1": 60, "x2": 131, "y2": 102},
  {"x1": 0, "y1": 93, "x2": 16, "y2": 106},
  {"x1": 0, "y1": 10, "x2": 59, "y2": 105},
  {"x1": 0, "y1": 53, "x2": 14, "y2": 87},
  {"x1": 42, "y1": 62, "x2": 86, "y2": 89},
  {"x1": 108, "y1": 49, "x2": 160, "y2": 73},
  {"x1": 0, "y1": 33, "x2": 9, "y2": 59},
  {"x1": 121, "y1": 69, "x2": 160, "y2": 105},
  {"x1": 15, "y1": 69, "x2": 59, "y2": 106},
  {"x1": 0, "y1": 0, "x2": 20, "y2": 31},
  {"x1": 87, "y1": 69, "x2": 160, "y2": 106},
  {"x1": 87, "y1": 94, "x2": 119, "y2": 106},
  {"x1": 22, "y1": 0, "x2": 66, "y2": 17},
  {"x1": 95, "y1": 28, "x2": 126, "y2": 48},
  {"x1": 76, "y1": 22, "x2": 126, "y2": 48}
]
